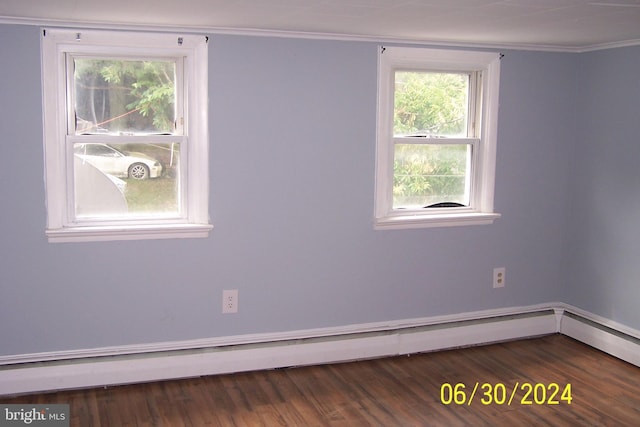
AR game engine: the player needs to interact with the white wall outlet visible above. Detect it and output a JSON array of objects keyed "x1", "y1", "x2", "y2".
[
  {"x1": 222, "y1": 289, "x2": 238, "y2": 314},
  {"x1": 493, "y1": 267, "x2": 506, "y2": 288}
]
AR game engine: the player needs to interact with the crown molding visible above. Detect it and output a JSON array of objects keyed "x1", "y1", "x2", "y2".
[
  {"x1": 2, "y1": 15, "x2": 640, "y2": 53},
  {"x1": 577, "y1": 38, "x2": 640, "y2": 52}
]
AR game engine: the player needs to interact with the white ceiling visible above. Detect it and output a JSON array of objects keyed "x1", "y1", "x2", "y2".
[{"x1": 2, "y1": 0, "x2": 640, "y2": 50}]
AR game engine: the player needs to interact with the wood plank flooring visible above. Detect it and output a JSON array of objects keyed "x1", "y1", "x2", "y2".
[{"x1": 2, "y1": 334, "x2": 639, "y2": 426}]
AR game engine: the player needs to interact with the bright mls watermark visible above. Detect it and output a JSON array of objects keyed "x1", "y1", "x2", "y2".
[{"x1": 0, "y1": 405, "x2": 69, "y2": 426}]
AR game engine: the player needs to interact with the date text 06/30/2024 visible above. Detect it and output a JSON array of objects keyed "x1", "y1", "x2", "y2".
[{"x1": 440, "y1": 383, "x2": 572, "y2": 406}]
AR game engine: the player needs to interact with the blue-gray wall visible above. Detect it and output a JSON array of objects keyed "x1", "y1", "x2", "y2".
[
  {"x1": 563, "y1": 45, "x2": 640, "y2": 328},
  {"x1": 0, "y1": 23, "x2": 632, "y2": 358}
]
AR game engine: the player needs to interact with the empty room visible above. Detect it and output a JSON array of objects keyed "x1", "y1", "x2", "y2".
[{"x1": 0, "y1": 0, "x2": 639, "y2": 425}]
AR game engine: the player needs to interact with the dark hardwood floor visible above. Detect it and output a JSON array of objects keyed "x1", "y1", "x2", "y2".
[{"x1": 2, "y1": 334, "x2": 639, "y2": 426}]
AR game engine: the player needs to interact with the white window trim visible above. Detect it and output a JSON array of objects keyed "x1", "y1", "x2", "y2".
[
  {"x1": 374, "y1": 46, "x2": 501, "y2": 230},
  {"x1": 41, "y1": 29, "x2": 212, "y2": 242}
]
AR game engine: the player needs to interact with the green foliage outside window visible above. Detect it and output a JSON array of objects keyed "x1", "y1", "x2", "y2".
[{"x1": 74, "y1": 59, "x2": 176, "y2": 134}]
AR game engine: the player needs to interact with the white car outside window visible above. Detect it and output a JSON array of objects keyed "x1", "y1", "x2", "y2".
[
  {"x1": 41, "y1": 29, "x2": 211, "y2": 242},
  {"x1": 74, "y1": 143, "x2": 163, "y2": 180}
]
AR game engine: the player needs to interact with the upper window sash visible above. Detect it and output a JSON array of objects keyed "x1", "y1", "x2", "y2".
[
  {"x1": 393, "y1": 70, "x2": 480, "y2": 139},
  {"x1": 66, "y1": 54, "x2": 185, "y2": 137}
]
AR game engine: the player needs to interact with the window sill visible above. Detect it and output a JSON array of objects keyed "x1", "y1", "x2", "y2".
[
  {"x1": 374, "y1": 212, "x2": 501, "y2": 230},
  {"x1": 46, "y1": 223, "x2": 213, "y2": 243}
]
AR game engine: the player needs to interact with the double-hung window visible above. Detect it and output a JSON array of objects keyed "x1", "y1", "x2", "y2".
[
  {"x1": 41, "y1": 29, "x2": 211, "y2": 242},
  {"x1": 375, "y1": 46, "x2": 501, "y2": 229}
]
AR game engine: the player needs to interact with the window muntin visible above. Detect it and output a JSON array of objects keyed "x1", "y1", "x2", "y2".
[
  {"x1": 42, "y1": 29, "x2": 211, "y2": 242},
  {"x1": 375, "y1": 46, "x2": 501, "y2": 229}
]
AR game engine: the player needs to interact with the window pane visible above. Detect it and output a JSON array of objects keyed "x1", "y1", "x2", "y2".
[
  {"x1": 74, "y1": 59, "x2": 177, "y2": 135},
  {"x1": 74, "y1": 142, "x2": 181, "y2": 218},
  {"x1": 394, "y1": 72, "x2": 469, "y2": 137},
  {"x1": 393, "y1": 144, "x2": 470, "y2": 209}
]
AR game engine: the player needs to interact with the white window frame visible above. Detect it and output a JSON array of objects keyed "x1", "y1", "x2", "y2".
[
  {"x1": 41, "y1": 29, "x2": 212, "y2": 242},
  {"x1": 375, "y1": 46, "x2": 501, "y2": 230}
]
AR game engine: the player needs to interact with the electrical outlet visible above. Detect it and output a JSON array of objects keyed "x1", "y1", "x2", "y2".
[
  {"x1": 222, "y1": 289, "x2": 238, "y2": 313},
  {"x1": 493, "y1": 267, "x2": 506, "y2": 288}
]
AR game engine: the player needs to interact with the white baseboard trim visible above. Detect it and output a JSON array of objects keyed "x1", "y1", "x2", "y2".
[{"x1": 0, "y1": 303, "x2": 637, "y2": 397}]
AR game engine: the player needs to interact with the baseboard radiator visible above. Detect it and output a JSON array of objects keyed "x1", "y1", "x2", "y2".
[{"x1": 0, "y1": 303, "x2": 637, "y2": 397}]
